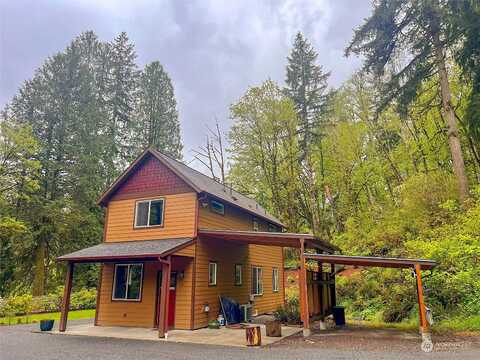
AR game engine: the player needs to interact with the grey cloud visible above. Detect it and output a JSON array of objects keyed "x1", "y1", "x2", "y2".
[{"x1": 0, "y1": 0, "x2": 371, "y2": 166}]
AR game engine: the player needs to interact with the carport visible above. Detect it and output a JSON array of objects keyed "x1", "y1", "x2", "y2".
[{"x1": 298, "y1": 252, "x2": 436, "y2": 345}]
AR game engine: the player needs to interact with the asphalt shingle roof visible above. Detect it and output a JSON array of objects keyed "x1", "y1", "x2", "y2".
[
  {"x1": 57, "y1": 237, "x2": 193, "y2": 261},
  {"x1": 151, "y1": 149, "x2": 284, "y2": 226}
]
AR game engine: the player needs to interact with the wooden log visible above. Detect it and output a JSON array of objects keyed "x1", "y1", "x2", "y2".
[
  {"x1": 265, "y1": 320, "x2": 281, "y2": 337},
  {"x1": 245, "y1": 326, "x2": 262, "y2": 346}
]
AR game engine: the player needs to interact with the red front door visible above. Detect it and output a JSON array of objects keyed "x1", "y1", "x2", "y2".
[
  {"x1": 156, "y1": 271, "x2": 176, "y2": 329},
  {"x1": 168, "y1": 272, "x2": 176, "y2": 328}
]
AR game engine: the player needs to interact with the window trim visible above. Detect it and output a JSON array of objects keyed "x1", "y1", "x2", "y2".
[
  {"x1": 208, "y1": 261, "x2": 217, "y2": 286},
  {"x1": 111, "y1": 263, "x2": 144, "y2": 302},
  {"x1": 210, "y1": 200, "x2": 225, "y2": 215},
  {"x1": 272, "y1": 267, "x2": 279, "y2": 292},
  {"x1": 234, "y1": 264, "x2": 243, "y2": 286},
  {"x1": 251, "y1": 266, "x2": 263, "y2": 296},
  {"x1": 133, "y1": 198, "x2": 165, "y2": 229}
]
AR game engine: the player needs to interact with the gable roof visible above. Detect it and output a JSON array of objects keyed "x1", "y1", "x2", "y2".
[{"x1": 97, "y1": 148, "x2": 284, "y2": 227}]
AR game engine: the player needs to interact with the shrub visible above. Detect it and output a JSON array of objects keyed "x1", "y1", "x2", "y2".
[
  {"x1": 70, "y1": 288, "x2": 97, "y2": 310},
  {"x1": 0, "y1": 288, "x2": 96, "y2": 317},
  {"x1": 274, "y1": 292, "x2": 300, "y2": 324},
  {"x1": 0, "y1": 294, "x2": 33, "y2": 316}
]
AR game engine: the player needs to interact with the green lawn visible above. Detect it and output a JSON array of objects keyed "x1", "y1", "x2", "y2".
[
  {"x1": 348, "y1": 315, "x2": 480, "y2": 334},
  {"x1": 0, "y1": 309, "x2": 95, "y2": 326}
]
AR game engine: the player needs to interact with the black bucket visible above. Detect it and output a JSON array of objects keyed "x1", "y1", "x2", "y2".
[{"x1": 332, "y1": 306, "x2": 345, "y2": 326}]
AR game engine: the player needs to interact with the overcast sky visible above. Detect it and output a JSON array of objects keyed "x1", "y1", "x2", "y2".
[{"x1": 0, "y1": 0, "x2": 371, "y2": 165}]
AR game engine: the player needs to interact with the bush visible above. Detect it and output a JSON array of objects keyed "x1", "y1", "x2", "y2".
[
  {"x1": 70, "y1": 288, "x2": 97, "y2": 310},
  {"x1": 0, "y1": 294, "x2": 33, "y2": 316},
  {"x1": 274, "y1": 292, "x2": 300, "y2": 324},
  {"x1": 0, "y1": 288, "x2": 97, "y2": 317}
]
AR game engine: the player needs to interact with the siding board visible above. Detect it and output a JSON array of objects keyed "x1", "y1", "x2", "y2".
[{"x1": 105, "y1": 192, "x2": 197, "y2": 242}]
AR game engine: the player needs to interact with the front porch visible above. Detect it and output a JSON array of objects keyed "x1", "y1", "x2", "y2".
[{"x1": 50, "y1": 320, "x2": 301, "y2": 347}]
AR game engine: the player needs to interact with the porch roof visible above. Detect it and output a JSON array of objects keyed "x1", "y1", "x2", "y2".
[
  {"x1": 198, "y1": 229, "x2": 338, "y2": 253},
  {"x1": 303, "y1": 253, "x2": 437, "y2": 270},
  {"x1": 57, "y1": 237, "x2": 194, "y2": 263}
]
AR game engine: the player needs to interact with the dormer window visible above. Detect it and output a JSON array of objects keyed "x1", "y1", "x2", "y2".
[
  {"x1": 268, "y1": 223, "x2": 278, "y2": 232},
  {"x1": 253, "y1": 217, "x2": 259, "y2": 231},
  {"x1": 210, "y1": 200, "x2": 225, "y2": 215},
  {"x1": 134, "y1": 199, "x2": 165, "y2": 228}
]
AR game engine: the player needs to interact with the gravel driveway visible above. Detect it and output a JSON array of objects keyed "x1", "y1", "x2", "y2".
[{"x1": 1, "y1": 320, "x2": 479, "y2": 360}]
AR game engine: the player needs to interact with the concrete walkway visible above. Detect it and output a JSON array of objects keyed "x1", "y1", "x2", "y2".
[{"x1": 49, "y1": 322, "x2": 301, "y2": 347}]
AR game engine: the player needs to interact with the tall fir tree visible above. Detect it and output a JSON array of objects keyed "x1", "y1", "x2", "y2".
[
  {"x1": 285, "y1": 32, "x2": 331, "y2": 157},
  {"x1": 284, "y1": 32, "x2": 332, "y2": 237},
  {"x1": 107, "y1": 32, "x2": 139, "y2": 174},
  {"x1": 136, "y1": 61, "x2": 182, "y2": 159}
]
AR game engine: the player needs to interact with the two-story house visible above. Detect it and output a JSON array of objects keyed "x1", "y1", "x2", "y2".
[{"x1": 58, "y1": 148, "x2": 337, "y2": 337}]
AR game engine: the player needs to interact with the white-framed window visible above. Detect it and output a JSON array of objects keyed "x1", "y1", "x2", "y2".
[
  {"x1": 134, "y1": 198, "x2": 164, "y2": 228},
  {"x1": 235, "y1": 264, "x2": 243, "y2": 286},
  {"x1": 210, "y1": 200, "x2": 225, "y2": 215},
  {"x1": 251, "y1": 266, "x2": 263, "y2": 296},
  {"x1": 272, "y1": 267, "x2": 279, "y2": 292},
  {"x1": 112, "y1": 263, "x2": 143, "y2": 301},
  {"x1": 208, "y1": 262, "x2": 217, "y2": 286},
  {"x1": 252, "y1": 217, "x2": 259, "y2": 231}
]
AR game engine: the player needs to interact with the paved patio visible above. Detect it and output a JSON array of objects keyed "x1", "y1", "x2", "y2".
[{"x1": 48, "y1": 321, "x2": 301, "y2": 347}]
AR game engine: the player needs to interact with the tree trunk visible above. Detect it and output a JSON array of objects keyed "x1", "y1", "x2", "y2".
[
  {"x1": 32, "y1": 240, "x2": 46, "y2": 296},
  {"x1": 434, "y1": 38, "x2": 469, "y2": 202}
]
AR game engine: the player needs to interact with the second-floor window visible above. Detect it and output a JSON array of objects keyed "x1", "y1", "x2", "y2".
[
  {"x1": 210, "y1": 200, "x2": 225, "y2": 215},
  {"x1": 252, "y1": 217, "x2": 259, "y2": 231},
  {"x1": 134, "y1": 199, "x2": 164, "y2": 228}
]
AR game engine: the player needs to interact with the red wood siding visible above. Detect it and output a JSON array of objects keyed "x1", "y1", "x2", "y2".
[{"x1": 111, "y1": 155, "x2": 192, "y2": 201}]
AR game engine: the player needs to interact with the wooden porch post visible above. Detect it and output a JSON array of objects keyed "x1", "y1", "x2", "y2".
[
  {"x1": 415, "y1": 264, "x2": 429, "y2": 333},
  {"x1": 59, "y1": 261, "x2": 74, "y2": 332},
  {"x1": 94, "y1": 264, "x2": 104, "y2": 326},
  {"x1": 158, "y1": 257, "x2": 172, "y2": 338},
  {"x1": 330, "y1": 263, "x2": 336, "y2": 308},
  {"x1": 318, "y1": 261, "x2": 324, "y2": 318},
  {"x1": 299, "y1": 239, "x2": 310, "y2": 336}
]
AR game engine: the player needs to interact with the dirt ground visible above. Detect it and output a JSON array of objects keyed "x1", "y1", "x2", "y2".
[{"x1": 271, "y1": 324, "x2": 480, "y2": 354}]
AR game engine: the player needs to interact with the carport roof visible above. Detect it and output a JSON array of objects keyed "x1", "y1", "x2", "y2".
[
  {"x1": 57, "y1": 237, "x2": 194, "y2": 262},
  {"x1": 303, "y1": 253, "x2": 437, "y2": 270},
  {"x1": 198, "y1": 228, "x2": 338, "y2": 253}
]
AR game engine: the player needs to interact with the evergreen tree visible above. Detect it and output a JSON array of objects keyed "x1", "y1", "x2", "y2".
[
  {"x1": 285, "y1": 32, "x2": 330, "y2": 156},
  {"x1": 136, "y1": 61, "x2": 182, "y2": 159},
  {"x1": 450, "y1": 1, "x2": 480, "y2": 145},
  {"x1": 106, "y1": 32, "x2": 139, "y2": 171},
  {"x1": 284, "y1": 32, "x2": 332, "y2": 237},
  {"x1": 346, "y1": 0, "x2": 470, "y2": 202}
]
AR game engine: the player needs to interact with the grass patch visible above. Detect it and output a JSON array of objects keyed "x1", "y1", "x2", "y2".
[
  {"x1": 347, "y1": 315, "x2": 480, "y2": 334},
  {"x1": 434, "y1": 315, "x2": 480, "y2": 334},
  {"x1": 0, "y1": 309, "x2": 95, "y2": 326}
]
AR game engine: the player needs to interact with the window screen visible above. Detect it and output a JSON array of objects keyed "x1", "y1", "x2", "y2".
[{"x1": 135, "y1": 202, "x2": 149, "y2": 227}]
